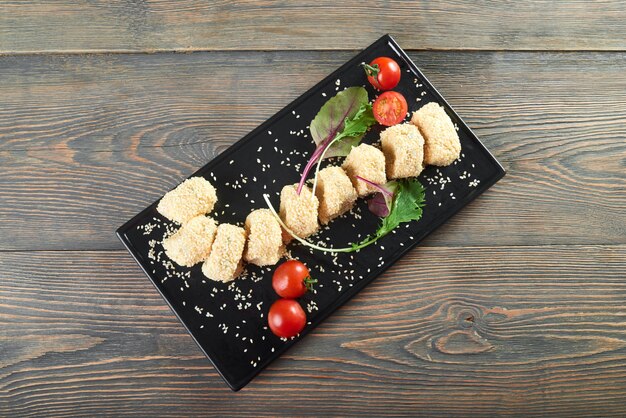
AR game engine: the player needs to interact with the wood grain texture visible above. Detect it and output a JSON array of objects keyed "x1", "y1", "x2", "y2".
[
  {"x1": 0, "y1": 51, "x2": 625, "y2": 250},
  {"x1": 2, "y1": 1, "x2": 626, "y2": 53},
  {"x1": 2, "y1": 4, "x2": 626, "y2": 413},
  {"x1": 1, "y1": 246, "x2": 625, "y2": 416}
]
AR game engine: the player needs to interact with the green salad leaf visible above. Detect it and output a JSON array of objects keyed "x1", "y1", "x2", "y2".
[
  {"x1": 350, "y1": 178, "x2": 426, "y2": 251},
  {"x1": 297, "y1": 86, "x2": 376, "y2": 195},
  {"x1": 319, "y1": 101, "x2": 376, "y2": 159}
]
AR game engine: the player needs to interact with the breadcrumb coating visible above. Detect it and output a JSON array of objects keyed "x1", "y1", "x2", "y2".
[
  {"x1": 244, "y1": 209, "x2": 284, "y2": 266},
  {"x1": 162, "y1": 215, "x2": 217, "y2": 267},
  {"x1": 315, "y1": 166, "x2": 358, "y2": 224},
  {"x1": 411, "y1": 102, "x2": 461, "y2": 166},
  {"x1": 342, "y1": 143, "x2": 387, "y2": 196},
  {"x1": 202, "y1": 224, "x2": 247, "y2": 282},
  {"x1": 380, "y1": 123, "x2": 425, "y2": 179},
  {"x1": 157, "y1": 177, "x2": 217, "y2": 224},
  {"x1": 279, "y1": 184, "x2": 319, "y2": 238}
]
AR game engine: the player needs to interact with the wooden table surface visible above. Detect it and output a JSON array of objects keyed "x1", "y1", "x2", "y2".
[{"x1": 1, "y1": 2, "x2": 625, "y2": 416}]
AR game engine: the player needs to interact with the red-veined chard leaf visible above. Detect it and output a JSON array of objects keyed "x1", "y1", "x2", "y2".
[
  {"x1": 297, "y1": 86, "x2": 376, "y2": 194},
  {"x1": 356, "y1": 176, "x2": 397, "y2": 217}
]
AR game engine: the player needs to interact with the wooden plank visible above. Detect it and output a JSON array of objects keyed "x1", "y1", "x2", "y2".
[
  {"x1": 1, "y1": 1, "x2": 626, "y2": 53},
  {"x1": 0, "y1": 51, "x2": 625, "y2": 250},
  {"x1": 1, "y1": 246, "x2": 625, "y2": 416}
]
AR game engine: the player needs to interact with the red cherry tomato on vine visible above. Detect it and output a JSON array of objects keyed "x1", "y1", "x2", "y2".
[
  {"x1": 372, "y1": 91, "x2": 408, "y2": 126},
  {"x1": 268, "y1": 299, "x2": 306, "y2": 338},
  {"x1": 272, "y1": 260, "x2": 317, "y2": 299},
  {"x1": 363, "y1": 57, "x2": 401, "y2": 91}
]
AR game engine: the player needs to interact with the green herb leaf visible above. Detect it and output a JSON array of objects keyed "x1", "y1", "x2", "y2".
[
  {"x1": 298, "y1": 87, "x2": 376, "y2": 195},
  {"x1": 351, "y1": 179, "x2": 426, "y2": 251},
  {"x1": 323, "y1": 102, "x2": 376, "y2": 158},
  {"x1": 381, "y1": 179, "x2": 426, "y2": 233},
  {"x1": 310, "y1": 86, "x2": 369, "y2": 150}
]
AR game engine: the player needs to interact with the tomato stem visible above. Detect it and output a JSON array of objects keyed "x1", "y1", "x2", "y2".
[
  {"x1": 303, "y1": 276, "x2": 318, "y2": 292},
  {"x1": 361, "y1": 62, "x2": 379, "y2": 79}
]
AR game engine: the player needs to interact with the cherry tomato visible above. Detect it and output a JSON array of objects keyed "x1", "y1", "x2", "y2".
[
  {"x1": 272, "y1": 260, "x2": 317, "y2": 299},
  {"x1": 363, "y1": 57, "x2": 401, "y2": 91},
  {"x1": 372, "y1": 91, "x2": 408, "y2": 126},
  {"x1": 268, "y1": 299, "x2": 306, "y2": 338}
]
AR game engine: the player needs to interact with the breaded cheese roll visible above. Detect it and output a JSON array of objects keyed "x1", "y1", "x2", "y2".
[
  {"x1": 341, "y1": 143, "x2": 386, "y2": 196},
  {"x1": 380, "y1": 123, "x2": 425, "y2": 179},
  {"x1": 162, "y1": 215, "x2": 217, "y2": 267},
  {"x1": 279, "y1": 184, "x2": 319, "y2": 238},
  {"x1": 244, "y1": 209, "x2": 284, "y2": 266},
  {"x1": 410, "y1": 102, "x2": 461, "y2": 166},
  {"x1": 202, "y1": 224, "x2": 247, "y2": 282},
  {"x1": 315, "y1": 166, "x2": 358, "y2": 224},
  {"x1": 157, "y1": 176, "x2": 217, "y2": 224}
]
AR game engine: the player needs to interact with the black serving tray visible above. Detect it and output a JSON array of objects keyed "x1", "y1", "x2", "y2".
[{"x1": 117, "y1": 34, "x2": 505, "y2": 391}]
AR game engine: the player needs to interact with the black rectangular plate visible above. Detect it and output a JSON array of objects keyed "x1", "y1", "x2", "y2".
[{"x1": 117, "y1": 34, "x2": 505, "y2": 391}]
